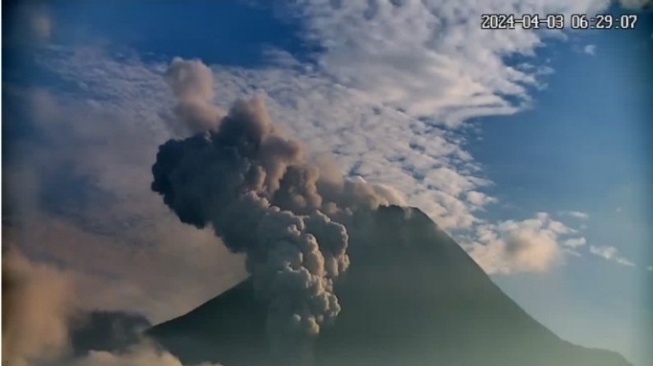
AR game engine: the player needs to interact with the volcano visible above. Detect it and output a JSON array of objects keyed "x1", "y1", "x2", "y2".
[{"x1": 148, "y1": 205, "x2": 632, "y2": 366}]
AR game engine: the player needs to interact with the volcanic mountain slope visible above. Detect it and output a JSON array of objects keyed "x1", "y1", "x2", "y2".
[{"x1": 148, "y1": 205, "x2": 632, "y2": 366}]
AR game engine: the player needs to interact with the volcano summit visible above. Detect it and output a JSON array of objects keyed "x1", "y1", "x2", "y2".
[{"x1": 149, "y1": 205, "x2": 632, "y2": 366}]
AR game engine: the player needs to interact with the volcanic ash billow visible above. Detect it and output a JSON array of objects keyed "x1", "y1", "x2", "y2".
[{"x1": 151, "y1": 60, "x2": 403, "y2": 357}]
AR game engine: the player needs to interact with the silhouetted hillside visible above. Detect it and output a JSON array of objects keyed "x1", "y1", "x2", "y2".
[{"x1": 149, "y1": 205, "x2": 632, "y2": 366}]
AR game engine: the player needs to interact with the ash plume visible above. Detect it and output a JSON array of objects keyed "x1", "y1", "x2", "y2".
[
  {"x1": 164, "y1": 57, "x2": 224, "y2": 134},
  {"x1": 151, "y1": 58, "x2": 403, "y2": 357}
]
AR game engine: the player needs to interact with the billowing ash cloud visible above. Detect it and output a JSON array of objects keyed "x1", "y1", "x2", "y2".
[
  {"x1": 151, "y1": 58, "x2": 403, "y2": 353},
  {"x1": 164, "y1": 57, "x2": 224, "y2": 134}
]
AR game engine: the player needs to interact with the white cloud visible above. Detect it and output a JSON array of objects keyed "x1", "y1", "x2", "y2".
[
  {"x1": 288, "y1": 0, "x2": 617, "y2": 127},
  {"x1": 563, "y1": 237, "x2": 587, "y2": 249},
  {"x1": 466, "y1": 213, "x2": 583, "y2": 274},
  {"x1": 583, "y1": 44, "x2": 597, "y2": 55},
  {"x1": 560, "y1": 210, "x2": 590, "y2": 220},
  {"x1": 615, "y1": 257, "x2": 636, "y2": 267},
  {"x1": 466, "y1": 190, "x2": 498, "y2": 209},
  {"x1": 589, "y1": 245, "x2": 636, "y2": 267},
  {"x1": 72, "y1": 343, "x2": 222, "y2": 366},
  {"x1": 589, "y1": 245, "x2": 615, "y2": 259}
]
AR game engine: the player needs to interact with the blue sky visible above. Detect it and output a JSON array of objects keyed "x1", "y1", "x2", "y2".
[
  {"x1": 474, "y1": 14, "x2": 652, "y2": 363},
  {"x1": 478, "y1": 22, "x2": 652, "y2": 256},
  {"x1": 3, "y1": 1, "x2": 652, "y2": 365}
]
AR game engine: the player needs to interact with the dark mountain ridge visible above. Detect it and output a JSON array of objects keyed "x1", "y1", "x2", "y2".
[{"x1": 148, "y1": 205, "x2": 632, "y2": 366}]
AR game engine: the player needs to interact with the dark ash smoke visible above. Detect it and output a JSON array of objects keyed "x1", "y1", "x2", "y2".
[
  {"x1": 151, "y1": 96, "x2": 346, "y2": 339},
  {"x1": 151, "y1": 58, "x2": 402, "y2": 356}
]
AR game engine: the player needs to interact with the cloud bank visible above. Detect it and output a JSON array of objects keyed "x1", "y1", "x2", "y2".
[
  {"x1": 3, "y1": 248, "x2": 75, "y2": 366},
  {"x1": 2, "y1": 248, "x2": 222, "y2": 366},
  {"x1": 466, "y1": 213, "x2": 586, "y2": 274}
]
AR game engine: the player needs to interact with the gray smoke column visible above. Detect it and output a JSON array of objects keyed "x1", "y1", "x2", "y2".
[{"x1": 151, "y1": 58, "x2": 403, "y2": 357}]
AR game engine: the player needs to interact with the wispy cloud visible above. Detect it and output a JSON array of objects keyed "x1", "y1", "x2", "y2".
[
  {"x1": 559, "y1": 210, "x2": 590, "y2": 221},
  {"x1": 465, "y1": 213, "x2": 585, "y2": 274},
  {"x1": 589, "y1": 245, "x2": 636, "y2": 267},
  {"x1": 286, "y1": 0, "x2": 625, "y2": 127},
  {"x1": 37, "y1": 46, "x2": 493, "y2": 233},
  {"x1": 562, "y1": 237, "x2": 587, "y2": 250}
]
